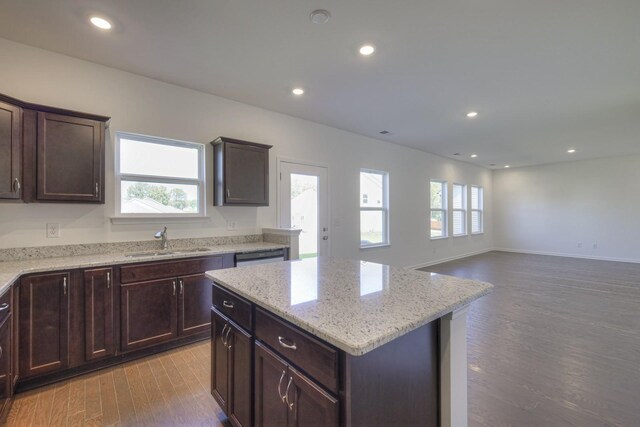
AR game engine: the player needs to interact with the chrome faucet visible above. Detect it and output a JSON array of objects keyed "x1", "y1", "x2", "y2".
[{"x1": 155, "y1": 226, "x2": 169, "y2": 250}]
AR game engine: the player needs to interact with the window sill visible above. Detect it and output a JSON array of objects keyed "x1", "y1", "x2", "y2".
[
  {"x1": 471, "y1": 232, "x2": 485, "y2": 236},
  {"x1": 430, "y1": 236, "x2": 449, "y2": 241},
  {"x1": 360, "y1": 243, "x2": 391, "y2": 250},
  {"x1": 111, "y1": 216, "x2": 211, "y2": 225},
  {"x1": 453, "y1": 234, "x2": 468, "y2": 238}
]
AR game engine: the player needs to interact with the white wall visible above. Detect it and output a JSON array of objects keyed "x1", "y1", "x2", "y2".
[
  {"x1": 0, "y1": 38, "x2": 493, "y2": 267},
  {"x1": 494, "y1": 155, "x2": 640, "y2": 263}
]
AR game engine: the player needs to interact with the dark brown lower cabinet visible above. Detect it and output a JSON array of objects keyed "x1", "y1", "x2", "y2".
[
  {"x1": 19, "y1": 272, "x2": 70, "y2": 378},
  {"x1": 255, "y1": 342, "x2": 339, "y2": 427},
  {"x1": 84, "y1": 268, "x2": 114, "y2": 361},
  {"x1": 0, "y1": 314, "x2": 12, "y2": 414},
  {"x1": 211, "y1": 309, "x2": 252, "y2": 427},
  {"x1": 120, "y1": 278, "x2": 177, "y2": 352},
  {"x1": 178, "y1": 274, "x2": 212, "y2": 336}
]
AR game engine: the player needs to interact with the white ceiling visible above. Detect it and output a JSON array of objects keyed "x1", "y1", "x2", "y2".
[{"x1": 1, "y1": 0, "x2": 639, "y2": 168}]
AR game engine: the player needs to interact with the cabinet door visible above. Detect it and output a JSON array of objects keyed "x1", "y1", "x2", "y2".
[
  {"x1": 211, "y1": 309, "x2": 230, "y2": 413},
  {"x1": 224, "y1": 143, "x2": 269, "y2": 205},
  {"x1": 120, "y1": 279, "x2": 177, "y2": 352},
  {"x1": 255, "y1": 342, "x2": 289, "y2": 427},
  {"x1": 19, "y1": 272, "x2": 70, "y2": 378},
  {"x1": 0, "y1": 101, "x2": 22, "y2": 199},
  {"x1": 288, "y1": 366, "x2": 339, "y2": 427},
  {"x1": 84, "y1": 268, "x2": 115, "y2": 361},
  {"x1": 228, "y1": 323, "x2": 252, "y2": 427},
  {"x1": 36, "y1": 112, "x2": 104, "y2": 202},
  {"x1": 178, "y1": 274, "x2": 212, "y2": 337},
  {"x1": 0, "y1": 316, "x2": 11, "y2": 413}
]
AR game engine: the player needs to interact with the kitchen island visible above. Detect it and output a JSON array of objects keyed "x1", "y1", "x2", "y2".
[{"x1": 206, "y1": 257, "x2": 492, "y2": 427}]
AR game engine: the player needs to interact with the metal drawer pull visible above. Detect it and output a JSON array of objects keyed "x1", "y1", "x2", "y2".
[
  {"x1": 63, "y1": 277, "x2": 67, "y2": 295},
  {"x1": 226, "y1": 188, "x2": 230, "y2": 198},
  {"x1": 284, "y1": 376, "x2": 294, "y2": 410},
  {"x1": 13, "y1": 178, "x2": 20, "y2": 194},
  {"x1": 221, "y1": 324, "x2": 229, "y2": 346},
  {"x1": 179, "y1": 279, "x2": 184, "y2": 295},
  {"x1": 222, "y1": 301, "x2": 234, "y2": 309},
  {"x1": 0, "y1": 346, "x2": 2, "y2": 360},
  {"x1": 172, "y1": 281, "x2": 176, "y2": 296},
  {"x1": 278, "y1": 336, "x2": 297, "y2": 350},
  {"x1": 106, "y1": 271, "x2": 110, "y2": 289},
  {"x1": 0, "y1": 303, "x2": 9, "y2": 312},
  {"x1": 277, "y1": 370, "x2": 287, "y2": 402}
]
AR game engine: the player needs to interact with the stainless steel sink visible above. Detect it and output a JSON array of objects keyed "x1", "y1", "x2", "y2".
[{"x1": 124, "y1": 247, "x2": 212, "y2": 258}]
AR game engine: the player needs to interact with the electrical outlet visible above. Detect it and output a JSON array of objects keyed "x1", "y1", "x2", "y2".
[
  {"x1": 593, "y1": 243, "x2": 598, "y2": 249},
  {"x1": 227, "y1": 220, "x2": 237, "y2": 231},
  {"x1": 46, "y1": 223, "x2": 61, "y2": 238},
  {"x1": 577, "y1": 242, "x2": 583, "y2": 248}
]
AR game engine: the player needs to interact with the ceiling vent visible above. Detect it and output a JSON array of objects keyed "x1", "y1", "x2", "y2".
[{"x1": 379, "y1": 130, "x2": 390, "y2": 135}]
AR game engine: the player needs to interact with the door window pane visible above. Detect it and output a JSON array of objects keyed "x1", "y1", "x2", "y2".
[{"x1": 291, "y1": 174, "x2": 319, "y2": 259}]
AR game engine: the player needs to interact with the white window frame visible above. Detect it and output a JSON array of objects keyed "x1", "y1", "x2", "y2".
[
  {"x1": 360, "y1": 169, "x2": 390, "y2": 248},
  {"x1": 430, "y1": 180, "x2": 448, "y2": 239},
  {"x1": 114, "y1": 132, "x2": 206, "y2": 219},
  {"x1": 471, "y1": 185, "x2": 484, "y2": 234},
  {"x1": 452, "y1": 183, "x2": 467, "y2": 237}
]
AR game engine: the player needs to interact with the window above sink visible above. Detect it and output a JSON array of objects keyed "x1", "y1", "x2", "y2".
[{"x1": 114, "y1": 132, "x2": 206, "y2": 220}]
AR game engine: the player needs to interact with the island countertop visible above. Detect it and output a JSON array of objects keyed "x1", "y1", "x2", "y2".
[{"x1": 206, "y1": 256, "x2": 493, "y2": 356}]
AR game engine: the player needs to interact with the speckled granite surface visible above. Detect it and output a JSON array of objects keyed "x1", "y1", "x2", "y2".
[
  {"x1": 207, "y1": 257, "x2": 493, "y2": 356},
  {"x1": 0, "y1": 234, "x2": 263, "y2": 262},
  {"x1": 0, "y1": 241, "x2": 286, "y2": 295}
]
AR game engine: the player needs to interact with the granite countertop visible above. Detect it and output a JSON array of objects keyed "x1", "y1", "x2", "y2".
[
  {"x1": 206, "y1": 256, "x2": 493, "y2": 356},
  {"x1": 0, "y1": 242, "x2": 286, "y2": 294}
]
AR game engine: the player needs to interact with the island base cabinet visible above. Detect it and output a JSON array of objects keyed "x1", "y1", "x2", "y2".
[
  {"x1": 212, "y1": 309, "x2": 252, "y2": 427},
  {"x1": 255, "y1": 342, "x2": 338, "y2": 427},
  {"x1": 0, "y1": 315, "x2": 12, "y2": 414},
  {"x1": 120, "y1": 279, "x2": 177, "y2": 352},
  {"x1": 19, "y1": 272, "x2": 70, "y2": 379}
]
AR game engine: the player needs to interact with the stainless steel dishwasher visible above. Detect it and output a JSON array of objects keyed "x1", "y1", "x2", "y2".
[{"x1": 235, "y1": 248, "x2": 286, "y2": 267}]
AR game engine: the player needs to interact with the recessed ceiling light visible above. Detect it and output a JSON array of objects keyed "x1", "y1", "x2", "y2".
[
  {"x1": 470, "y1": 154, "x2": 478, "y2": 158},
  {"x1": 90, "y1": 16, "x2": 112, "y2": 30},
  {"x1": 292, "y1": 88, "x2": 305, "y2": 96},
  {"x1": 504, "y1": 165, "x2": 510, "y2": 168},
  {"x1": 466, "y1": 111, "x2": 478, "y2": 118},
  {"x1": 309, "y1": 9, "x2": 331, "y2": 24},
  {"x1": 359, "y1": 44, "x2": 376, "y2": 56},
  {"x1": 567, "y1": 148, "x2": 576, "y2": 153}
]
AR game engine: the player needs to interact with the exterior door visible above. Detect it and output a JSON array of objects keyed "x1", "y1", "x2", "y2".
[{"x1": 278, "y1": 160, "x2": 329, "y2": 258}]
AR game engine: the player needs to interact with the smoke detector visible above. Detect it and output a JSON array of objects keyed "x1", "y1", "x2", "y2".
[{"x1": 310, "y1": 10, "x2": 331, "y2": 24}]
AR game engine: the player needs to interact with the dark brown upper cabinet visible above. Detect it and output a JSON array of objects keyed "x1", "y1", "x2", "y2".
[
  {"x1": 211, "y1": 137, "x2": 272, "y2": 206},
  {"x1": 35, "y1": 112, "x2": 105, "y2": 203},
  {"x1": 0, "y1": 92, "x2": 109, "y2": 204},
  {"x1": 0, "y1": 99, "x2": 22, "y2": 200}
]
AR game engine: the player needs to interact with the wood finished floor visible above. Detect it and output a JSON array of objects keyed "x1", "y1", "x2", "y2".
[
  {"x1": 424, "y1": 251, "x2": 640, "y2": 427},
  {"x1": 2, "y1": 341, "x2": 228, "y2": 427}
]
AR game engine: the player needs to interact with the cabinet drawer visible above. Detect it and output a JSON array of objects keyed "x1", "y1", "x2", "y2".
[
  {"x1": 255, "y1": 308, "x2": 338, "y2": 393},
  {"x1": 0, "y1": 289, "x2": 11, "y2": 325},
  {"x1": 212, "y1": 284, "x2": 252, "y2": 332},
  {"x1": 120, "y1": 256, "x2": 223, "y2": 284}
]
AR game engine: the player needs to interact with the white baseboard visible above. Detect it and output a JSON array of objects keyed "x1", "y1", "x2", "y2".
[
  {"x1": 494, "y1": 247, "x2": 640, "y2": 265},
  {"x1": 409, "y1": 248, "x2": 493, "y2": 270}
]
